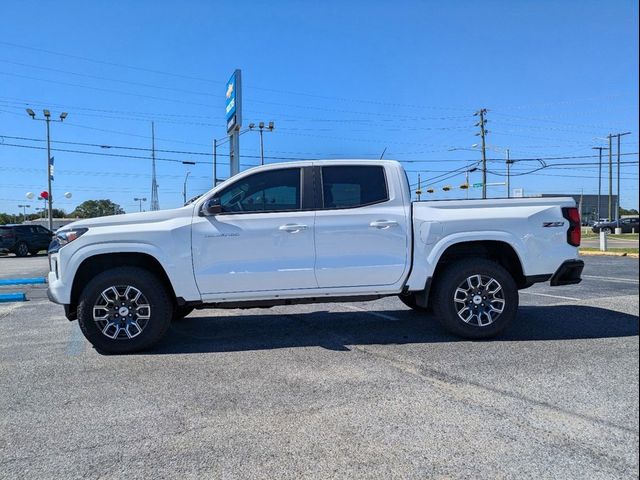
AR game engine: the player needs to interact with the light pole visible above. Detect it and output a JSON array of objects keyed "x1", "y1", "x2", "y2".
[
  {"x1": 181, "y1": 160, "x2": 195, "y2": 204},
  {"x1": 610, "y1": 132, "x2": 631, "y2": 227},
  {"x1": 26, "y1": 109, "x2": 67, "y2": 231},
  {"x1": 17, "y1": 204, "x2": 30, "y2": 223},
  {"x1": 183, "y1": 171, "x2": 192, "y2": 204},
  {"x1": 134, "y1": 197, "x2": 147, "y2": 212},
  {"x1": 249, "y1": 121, "x2": 275, "y2": 165},
  {"x1": 592, "y1": 146, "x2": 608, "y2": 221}
]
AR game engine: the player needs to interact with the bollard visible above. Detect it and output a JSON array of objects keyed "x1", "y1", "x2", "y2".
[
  {"x1": 615, "y1": 227, "x2": 622, "y2": 235},
  {"x1": 599, "y1": 230, "x2": 607, "y2": 251}
]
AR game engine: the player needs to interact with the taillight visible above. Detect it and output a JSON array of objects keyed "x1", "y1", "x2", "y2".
[{"x1": 562, "y1": 207, "x2": 581, "y2": 247}]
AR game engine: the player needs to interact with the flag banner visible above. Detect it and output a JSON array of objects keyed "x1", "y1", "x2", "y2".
[{"x1": 49, "y1": 156, "x2": 54, "y2": 181}]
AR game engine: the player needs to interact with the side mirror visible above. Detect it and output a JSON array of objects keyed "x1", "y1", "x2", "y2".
[{"x1": 202, "y1": 197, "x2": 223, "y2": 216}]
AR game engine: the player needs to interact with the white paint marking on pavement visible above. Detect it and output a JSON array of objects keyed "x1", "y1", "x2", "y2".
[
  {"x1": 66, "y1": 324, "x2": 85, "y2": 357},
  {"x1": 342, "y1": 304, "x2": 400, "y2": 321},
  {"x1": 582, "y1": 274, "x2": 639, "y2": 284},
  {"x1": 521, "y1": 291, "x2": 580, "y2": 301}
]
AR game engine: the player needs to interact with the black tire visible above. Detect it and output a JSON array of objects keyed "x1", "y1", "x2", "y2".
[
  {"x1": 398, "y1": 293, "x2": 429, "y2": 312},
  {"x1": 431, "y1": 258, "x2": 518, "y2": 339},
  {"x1": 77, "y1": 267, "x2": 173, "y2": 354},
  {"x1": 15, "y1": 241, "x2": 29, "y2": 257},
  {"x1": 173, "y1": 305, "x2": 195, "y2": 321}
]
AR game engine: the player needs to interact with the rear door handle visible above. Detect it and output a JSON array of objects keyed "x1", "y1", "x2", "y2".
[
  {"x1": 369, "y1": 220, "x2": 398, "y2": 229},
  {"x1": 279, "y1": 223, "x2": 308, "y2": 233}
]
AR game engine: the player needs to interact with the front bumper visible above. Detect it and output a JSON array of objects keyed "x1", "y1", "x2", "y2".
[
  {"x1": 47, "y1": 270, "x2": 66, "y2": 304},
  {"x1": 550, "y1": 259, "x2": 584, "y2": 286}
]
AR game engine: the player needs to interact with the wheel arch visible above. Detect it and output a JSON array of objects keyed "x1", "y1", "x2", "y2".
[
  {"x1": 431, "y1": 239, "x2": 526, "y2": 289},
  {"x1": 69, "y1": 252, "x2": 178, "y2": 316}
]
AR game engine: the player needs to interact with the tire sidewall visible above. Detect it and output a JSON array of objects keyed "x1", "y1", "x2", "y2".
[
  {"x1": 16, "y1": 242, "x2": 29, "y2": 257},
  {"x1": 433, "y1": 259, "x2": 519, "y2": 338},
  {"x1": 77, "y1": 267, "x2": 172, "y2": 354}
]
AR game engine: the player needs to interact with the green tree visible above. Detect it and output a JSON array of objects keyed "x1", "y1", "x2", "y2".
[
  {"x1": 619, "y1": 207, "x2": 639, "y2": 216},
  {"x1": 51, "y1": 208, "x2": 67, "y2": 218},
  {"x1": 70, "y1": 200, "x2": 125, "y2": 218},
  {"x1": 0, "y1": 213, "x2": 20, "y2": 225}
]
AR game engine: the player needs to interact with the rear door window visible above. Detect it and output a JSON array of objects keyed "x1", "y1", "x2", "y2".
[{"x1": 321, "y1": 166, "x2": 388, "y2": 209}]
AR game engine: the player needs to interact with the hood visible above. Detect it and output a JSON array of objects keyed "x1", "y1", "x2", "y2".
[{"x1": 59, "y1": 205, "x2": 194, "y2": 232}]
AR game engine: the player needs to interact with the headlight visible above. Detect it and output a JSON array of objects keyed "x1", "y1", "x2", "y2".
[{"x1": 56, "y1": 228, "x2": 89, "y2": 246}]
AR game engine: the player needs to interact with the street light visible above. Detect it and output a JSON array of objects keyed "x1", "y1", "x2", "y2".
[
  {"x1": 183, "y1": 172, "x2": 192, "y2": 204},
  {"x1": 134, "y1": 197, "x2": 147, "y2": 212},
  {"x1": 17, "y1": 204, "x2": 31, "y2": 223},
  {"x1": 249, "y1": 121, "x2": 275, "y2": 165},
  {"x1": 26, "y1": 108, "x2": 68, "y2": 231}
]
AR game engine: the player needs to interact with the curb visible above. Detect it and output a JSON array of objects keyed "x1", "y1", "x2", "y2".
[
  {"x1": 580, "y1": 251, "x2": 639, "y2": 259},
  {"x1": 0, "y1": 278, "x2": 47, "y2": 286},
  {"x1": 0, "y1": 293, "x2": 27, "y2": 303}
]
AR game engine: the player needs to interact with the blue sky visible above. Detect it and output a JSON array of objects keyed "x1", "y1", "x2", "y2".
[{"x1": 0, "y1": 0, "x2": 638, "y2": 215}]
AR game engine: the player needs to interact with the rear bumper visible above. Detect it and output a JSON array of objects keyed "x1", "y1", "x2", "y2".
[{"x1": 550, "y1": 259, "x2": 584, "y2": 286}]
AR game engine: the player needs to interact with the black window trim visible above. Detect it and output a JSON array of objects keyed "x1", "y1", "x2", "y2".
[
  {"x1": 315, "y1": 165, "x2": 390, "y2": 211},
  {"x1": 207, "y1": 166, "x2": 315, "y2": 216}
]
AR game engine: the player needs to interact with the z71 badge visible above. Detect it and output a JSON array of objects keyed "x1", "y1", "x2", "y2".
[{"x1": 543, "y1": 222, "x2": 565, "y2": 227}]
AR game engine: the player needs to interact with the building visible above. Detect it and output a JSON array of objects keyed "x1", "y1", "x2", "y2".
[
  {"x1": 539, "y1": 194, "x2": 618, "y2": 222},
  {"x1": 24, "y1": 218, "x2": 79, "y2": 231}
]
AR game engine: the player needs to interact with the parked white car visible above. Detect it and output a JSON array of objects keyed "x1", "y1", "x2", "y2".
[{"x1": 47, "y1": 160, "x2": 584, "y2": 353}]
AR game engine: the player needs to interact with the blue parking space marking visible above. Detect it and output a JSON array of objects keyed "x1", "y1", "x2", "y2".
[
  {"x1": 0, "y1": 293, "x2": 27, "y2": 303},
  {"x1": 0, "y1": 277, "x2": 46, "y2": 286}
]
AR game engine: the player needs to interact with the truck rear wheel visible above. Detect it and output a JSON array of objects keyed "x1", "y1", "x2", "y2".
[
  {"x1": 432, "y1": 258, "x2": 518, "y2": 339},
  {"x1": 76, "y1": 267, "x2": 173, "y2": 354}
]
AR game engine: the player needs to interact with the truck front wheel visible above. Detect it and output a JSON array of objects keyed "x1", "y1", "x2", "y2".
[
  {"x1": 76, "y1": 267, "x2": 173, "y2": 354},
  {"x1": 432, "y1": 258, "x2": 518, "y2": 339}
]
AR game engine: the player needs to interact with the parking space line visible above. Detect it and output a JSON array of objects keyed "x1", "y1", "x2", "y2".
[
  {"x1": 582, "y1": 275, "x2": 639, "y2": 284},
  {"x1": 521, "y1": 291, "x2": 580, "y2": 301},
  {"x1": 341, "y1": 304, "x2": 400, "y2": 321}
]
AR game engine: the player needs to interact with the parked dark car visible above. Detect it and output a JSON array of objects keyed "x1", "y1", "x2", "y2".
[
  {"x1": 591, "y1": 217, "x2": 639, "y2": 234},
  {"x1": 0, "y1": 224, "x2": 54, "y2": 257}
]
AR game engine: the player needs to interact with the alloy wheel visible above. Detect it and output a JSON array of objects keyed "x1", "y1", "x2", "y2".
[
  {"x1": 92, "y1": 285, "x2": 151, "y2": 340},
  {"x1": 453, "y1": 274, "x2": 505, "y2": 327}
]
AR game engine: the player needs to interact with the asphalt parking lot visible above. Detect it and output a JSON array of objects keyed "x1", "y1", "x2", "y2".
[{"x1": 0, "y1": 254, "x2": 638, "y2": 479}]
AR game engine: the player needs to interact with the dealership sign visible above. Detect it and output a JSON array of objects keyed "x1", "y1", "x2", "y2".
[{"x1": 225, "y1": 69, "x2": 242, "y2": 133}]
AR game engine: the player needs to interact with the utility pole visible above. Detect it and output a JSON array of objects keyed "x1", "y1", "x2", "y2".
[
  {"x1": 150, "y1": 122, "x2": 160, "y2": 211},
  {"x1": 607, "y1": 135, "x2": 613, "y2": 221},
  {"x1": 474, "y1": 109, "x2": 488, "y2": 199},
  {"x1": 505, "y1": 149, "x2": 512, "y2": 198},
  {"x1": 609, "y1": 132, "x2": 631, "y2": 227},
  {"x1": 25, "y1": 109, "x2": 67, "y2": 231},
  {"x1": 416, "y1": 174, "x2": 422, "y2": 201},
  {"x1": 592, "y1": 146, "x2": 608, "y2": 221}
]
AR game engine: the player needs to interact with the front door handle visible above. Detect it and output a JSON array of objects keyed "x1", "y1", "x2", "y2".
[
  {"x1": 279, "y1": 223, "x2": 308, "y2": 233},
  {"x1": 369, "y1": 220, "x2": 398, "y2": 229}
]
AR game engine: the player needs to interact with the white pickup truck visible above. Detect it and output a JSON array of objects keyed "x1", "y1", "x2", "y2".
[{"x1": 47, "y1": 160, "x2": 584, "y2": 353}]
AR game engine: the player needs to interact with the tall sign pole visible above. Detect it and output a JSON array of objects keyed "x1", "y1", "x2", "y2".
[{"x1": 225, "y1": 69, "x2": 242, "y2": 177}]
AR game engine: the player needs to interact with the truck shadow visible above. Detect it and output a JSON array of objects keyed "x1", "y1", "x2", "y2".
[{"x1": 148, "y1": 305, "x2": 639, "y2": 355}]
